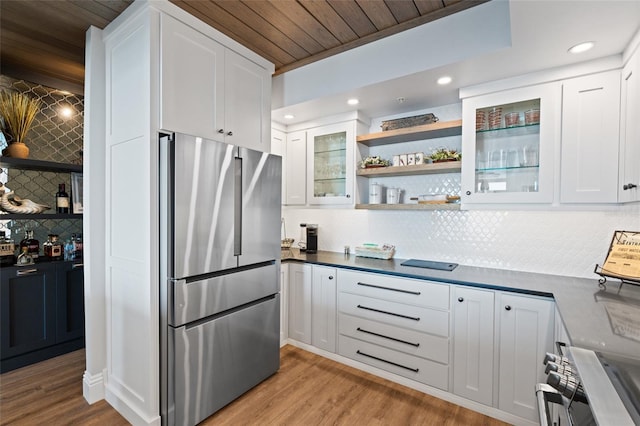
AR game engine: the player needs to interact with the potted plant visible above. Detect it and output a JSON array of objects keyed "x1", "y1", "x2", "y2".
[
  {"x1": 359, "y1": 156, "x2": 390, "y2": 168},
  {"x1": 0, "y1": 91, "x2": 41, "y2": 158},
  {"x1": 429, "y1": 147, "x2": 462, "y2": 163}
]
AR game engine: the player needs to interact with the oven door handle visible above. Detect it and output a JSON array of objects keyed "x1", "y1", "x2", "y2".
[{"x1": 536, "y1": 383, "x2": 565, "y2": 426}]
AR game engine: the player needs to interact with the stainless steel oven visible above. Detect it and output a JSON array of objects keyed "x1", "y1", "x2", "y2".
[{"x1": 536, "y1": 345, "x2": 640, "y2": 425}]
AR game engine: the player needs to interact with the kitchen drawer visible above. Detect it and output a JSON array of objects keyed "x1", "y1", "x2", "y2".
[
  {"x1": 339, "y1": 313, "x2": 448, "y2": 364},
  {"x1": 337, "y1": 269, "x2": 449, "y2": 310},
  {"x1": 339, "y1": 292, "x2": 449, "y2": 337},
  {"x1": 338, "y1": 335, "x2": 449, "y2": 391}
]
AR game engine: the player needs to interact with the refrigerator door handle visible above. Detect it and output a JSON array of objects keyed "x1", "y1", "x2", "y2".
[{"x1": 234, "y1": 156, "x2": 242, "y2": 256}]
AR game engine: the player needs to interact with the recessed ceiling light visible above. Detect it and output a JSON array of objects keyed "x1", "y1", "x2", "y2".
[
  {"x1": 284, "y1": 114, "x2": 295, "y2": 119},
  {"x1": 437, "y1": 76, "x2": 452, "y2": 85},
  {"x1": 347, "y1": 98, "x2": 359, "y2": 106},
  {"x1": 568, "y1": 41, "x2": 595, "y2": 54}
]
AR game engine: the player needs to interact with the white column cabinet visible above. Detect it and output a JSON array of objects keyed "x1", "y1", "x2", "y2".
[
  {"x1": 311, "y1": 265, "x2": 337, "y2": 353},
  {"x1": 285, "y1": 131, "x2": 307, "y2": 205},
  {"x1": 279, "y1": 263, "x2": 289, "y2": 345},
  {"x1": 497, "y1": 293, "x2": 554, "y2": 422},
  {"x1": 159, "y1": 13, "x2": 272, "y2": 152},
  {"x1": 452, "y1": 286, "x2": 495, "y2": 406},
  {"x1": 619, "y1": 49, "x2": 640, "y2": 202},
  {"x1": 560, "y1": 70, "x2": 621, "y2": 203},
  {"x1": 288, "y1": 263, "x2": 312, "y2": 344}
]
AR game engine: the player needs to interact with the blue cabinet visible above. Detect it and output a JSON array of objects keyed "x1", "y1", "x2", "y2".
[{"x1": 0, "y1": 262, "x2": 84, "y2": 372}]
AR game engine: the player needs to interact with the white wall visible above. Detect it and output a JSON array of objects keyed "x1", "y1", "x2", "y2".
[{"x1": 282, "y1": 103, "x2": 640, "y2": 279}]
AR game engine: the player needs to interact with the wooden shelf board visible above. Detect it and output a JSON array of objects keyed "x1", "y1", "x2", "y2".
[
  {"x1": 356, "y1": 119, "x2": 463, "y2": 146},
  {"x1": 355, "y1": 203, "x2": 461, "y2": 211},
  {"x1": 356, "y1": 162, "x2": 461, "y2": 177},
  {"x1": 0, "y1": 157, "x2": 82, "y2": 173},
  {"x1": 0, "y1": 213, "x2": 82, "y2": 220}
]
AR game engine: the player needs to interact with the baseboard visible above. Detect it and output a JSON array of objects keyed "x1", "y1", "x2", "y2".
[
  {"x1": 105, "y1": 386, "x2": 161, "y2": 426},
  {"x1": 283, "y1": 339, "x2": 536, "y2": 426},
  {"x1": 83, "y1": 368, "x2": 106, "y2": 404}
]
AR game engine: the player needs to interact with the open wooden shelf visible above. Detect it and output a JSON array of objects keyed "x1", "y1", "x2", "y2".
[
  {"x1": 357, "y1": 161, "x2": 461, "y2": 178},
  {"x1": 356, "y1": 119, "x2": 462, "y2": 147},
  {"x1": 0, "y1": 157, "x2": 82, "y2": 173},
  {"x1": 355, "y1": 203, "x2": 461, "y2": 211}
]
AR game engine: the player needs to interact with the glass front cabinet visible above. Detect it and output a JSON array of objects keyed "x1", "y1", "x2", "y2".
[
  {"x1": 461, "y1": 83, "x2": 560, "y2": 204},
  {"x1": 306, "y1": 122, "x2": 355, "y2": 205}
]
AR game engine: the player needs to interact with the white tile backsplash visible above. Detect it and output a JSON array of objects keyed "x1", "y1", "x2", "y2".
[{"x1": 282, "y1": 203, "x2": 640, "y2": 279}]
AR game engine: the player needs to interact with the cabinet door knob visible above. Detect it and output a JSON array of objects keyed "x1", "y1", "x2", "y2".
[
  {"x1": 466, "y1": 191, "x2": 471, "y2": 196},
  {"x1": 623, "y1": 183, "x2": 637, "y2": 190},
  {"x1": 505, "y1": 305, "x2": 512, "y2": 311},
  {"x1": 227, "y1": 131, "x2": 233, "y2": 136},
  {"x1": 218, "y1": 129, "x2": 224, "y2": 134},
  {"x1": 328, "y1": 276, "x2": 334, "y2": 280},
  {"x1": 346, "y1": 194, "x2": 351, "y2": 198},
  {"x1": 458, "y1": 297, "x2": 464, "y2": 302}
]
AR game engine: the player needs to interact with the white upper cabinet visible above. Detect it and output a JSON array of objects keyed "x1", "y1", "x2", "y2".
[
  {"x1": 619, "y1": 49, "x2": 640, "y2": 203},
  {"x1": 461, "y1": 83, "x2": 560, "y2": 204},
  {"x1": 285, "y1": 130, "x2": 307, "y2": 205},
  {"x1": 160, "y1": 13, "x2": 225, "y2": 142},
  {"x1": 560, "y1": 70, "x2": 621, "y2": 203},
  {"x1": 306, "y1": 122, "x2": 356, "y2": 205},
  {"x1": 159, "y1": 13, "x2": 272, "y2": 152}
]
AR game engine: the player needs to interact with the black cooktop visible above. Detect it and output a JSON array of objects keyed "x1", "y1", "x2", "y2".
[{"x1": 400, "y1": 259, "x2": 458, "y2": 271}]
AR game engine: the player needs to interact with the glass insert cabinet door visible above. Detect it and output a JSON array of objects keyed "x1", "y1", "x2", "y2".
[
  {"x1": 461, "y1": 83, "x2": 559, "y2": 203},
  {"x1": 306, "y1": 122, "x2": 355, "y2": 205}
]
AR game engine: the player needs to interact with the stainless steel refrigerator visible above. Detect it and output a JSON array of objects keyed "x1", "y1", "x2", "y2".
[{"x1": 159, "y1": 133, "x2": 281, "y2": 426}]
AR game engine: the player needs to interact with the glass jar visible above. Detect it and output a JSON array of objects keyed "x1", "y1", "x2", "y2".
[{"x1": 16, "y1": 246, "x2": 34, "y2": 266}]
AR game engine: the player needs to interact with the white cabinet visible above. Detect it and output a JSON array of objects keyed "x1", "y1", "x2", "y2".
[
  {"x1": 452, "y1": 286, "x2": 495, "y2": 406},
  {"x1": 336, "y1": 269, "x2": 450, "y2": 390},
  {"x1": 288, "y1": 263, "x2": 312, "y2": 344},
  {"x1": 306, "y1": 122, "x2": 357, "y2": 205},
  {"x1": 497, "y1": 292, "x2": 554, "y2": 422},
  {"x1": 461, "y1": 83, "x2": 560, "y2": 204},
  {"x1": 160, "y1": 13, "x2": 224, "y2": 142},
  {"x1": 560, "y1": 70, "x2": 621, "y2": 203},
  {"x1": 285, "y1": 130, "x2": 307, "y2": 205},
  {"x1": 311, "y1": 265, "x2": 337, "y2": 352},
  {"x1": 279, "y1": 262, "x2": 289, "y2": 345},
  {"x1": 160, "y1": 13, "x2": 271, "y2": 152},
  {"x1": 619, "y1": 49, "x2": 640, "y2": 202}
]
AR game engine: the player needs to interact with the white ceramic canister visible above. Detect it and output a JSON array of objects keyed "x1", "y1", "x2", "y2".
[
  {"x1": 386, "y1": 187, "x2": 400, "y2": 204},
  {"x1": 370, "y1": 182, "x2": 382, "y2": 204}
]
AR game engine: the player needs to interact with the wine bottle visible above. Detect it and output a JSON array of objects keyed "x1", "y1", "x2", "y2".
[{"x1": 56, "y1": 183, "x2": 70, "y2": 214}]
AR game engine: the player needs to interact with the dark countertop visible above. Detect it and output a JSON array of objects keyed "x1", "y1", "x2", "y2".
[{"x1": 282, "y1": 249, "x2": 640, "y2": 361}]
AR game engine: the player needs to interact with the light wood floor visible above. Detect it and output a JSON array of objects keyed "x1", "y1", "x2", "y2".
[{"x1": 1, "y1": 345, "x2": 508, "y2": 425}]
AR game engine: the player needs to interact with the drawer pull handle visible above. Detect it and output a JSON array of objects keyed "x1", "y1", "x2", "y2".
[
  {"x1": 72, "y1": 263, "x2": 84, "y2": 269},
  {"x1": 357, "y1": 304, "x2": 420, "y2": 321},
  {"x1": 357, "y1": 281, "x2": 421, "y2": 295},
  {"x1": 17, "y1": 268, "x2": 38, "y2": 276},
  {"x1": 356, "y1": 327, "x2": 420, "y2": 347},
  {"x1": 356, "y1": 350, "x2": 419, "y2": 373}
]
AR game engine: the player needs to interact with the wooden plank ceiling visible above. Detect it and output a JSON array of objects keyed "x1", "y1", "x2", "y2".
[{"x1": 0, "y1": 0, "x2": 487, "y2": 94}]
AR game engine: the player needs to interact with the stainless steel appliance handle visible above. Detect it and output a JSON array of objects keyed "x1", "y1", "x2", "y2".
[
  {"x1": 234, "y1": 156, "x2": 242, "y2": 256},
  {"x1": 536, "y1": 383, "x2": 564, "y2": 426}
]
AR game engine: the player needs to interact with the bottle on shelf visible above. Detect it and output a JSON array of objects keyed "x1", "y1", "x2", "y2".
[
  {"x1": 0, "y1": 231, "x2": 16, "y2": 266},
  {"x1": 44, "y1": 234, "x2": 64, "y2": 260},
  {"x1": 73, "y1": 233, "x2": 83, "y2": 260},
  {"x1": 56, "y1": 183, "x2": 70, "y2": 214},
  {"x1": 16, "y1": 246, "x2": 34, "y2": 266},
  {"x1": 64, "y1": 236, "x2": 74, "y2": 261},
  {"x1": 20, "y1": 230, "x2": 39, "y2": 260}
]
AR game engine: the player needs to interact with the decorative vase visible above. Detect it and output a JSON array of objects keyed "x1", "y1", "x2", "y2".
[{"x1": 3, "y1": 142, "x2": 29, "y2": 158}]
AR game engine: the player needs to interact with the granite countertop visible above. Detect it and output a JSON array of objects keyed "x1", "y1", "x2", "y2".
[{"x1": 282, "y1": 249, "x2": 640, "y2": 361}]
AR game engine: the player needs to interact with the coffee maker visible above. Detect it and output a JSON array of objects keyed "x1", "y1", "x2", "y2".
[{"x1": 306, "y1": 224, "x2": 318, "y2": 253}]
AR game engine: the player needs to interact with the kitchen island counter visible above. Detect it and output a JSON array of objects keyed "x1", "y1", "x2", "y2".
[{"x1": 282, "y1": 249, "x2": 640, "y2": 361}]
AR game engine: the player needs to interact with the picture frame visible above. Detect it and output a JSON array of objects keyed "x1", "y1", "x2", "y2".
[{"x1": 71, "y1": 172, "x2": 83, "y2": 214}]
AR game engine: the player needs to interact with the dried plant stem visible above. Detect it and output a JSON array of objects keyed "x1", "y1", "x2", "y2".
[{"x1": 0, "y1": 91, "x2": 41, "y2": 143}]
